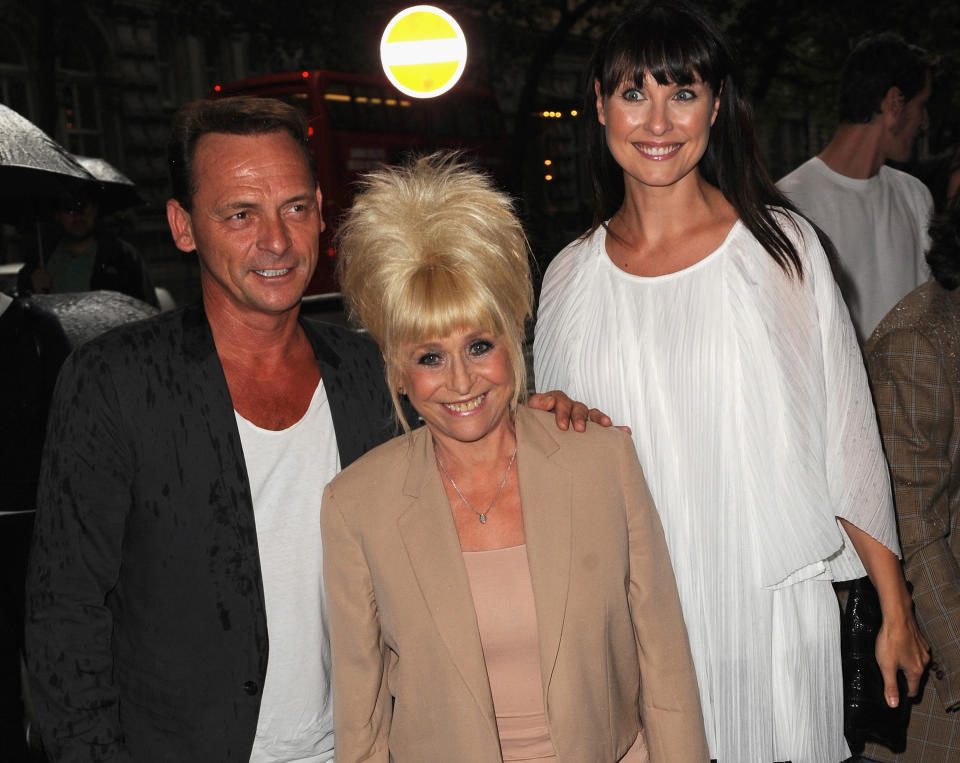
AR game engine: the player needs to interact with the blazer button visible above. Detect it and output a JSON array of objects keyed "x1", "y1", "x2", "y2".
[
  {"x1": 243, "y1": 681, "x2": 259, "y2": 696},
  {"x1": 936, "y1": 669, "x2": 946, "y2": 680}
]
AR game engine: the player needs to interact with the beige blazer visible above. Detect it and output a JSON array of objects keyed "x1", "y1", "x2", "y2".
[{"x1": 321, "y1": 407, "x2": 708, "y2": 762}]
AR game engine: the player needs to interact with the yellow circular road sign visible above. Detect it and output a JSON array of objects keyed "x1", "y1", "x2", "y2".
[{"x1": 380, "y1": 5, "x2": 467, "y2": 99}]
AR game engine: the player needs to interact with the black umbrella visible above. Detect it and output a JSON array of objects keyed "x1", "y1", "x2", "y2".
[
  {"x1": 0, "y1": 104, "x2": 96, "y2": 209},
  {"x1": 73, "y1": 155, "x2": 144, "y2": 214},
  {"x1": 0, "y1": 105, "x2": 97, "y2": 264},
  {"x1": 31, "y1": 291, "x2": 159, "y2": 349}
]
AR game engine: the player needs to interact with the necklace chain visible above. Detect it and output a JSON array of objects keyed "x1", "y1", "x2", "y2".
[{"x1": 435, "y1": 447, "x2": 518, "y2": 525}]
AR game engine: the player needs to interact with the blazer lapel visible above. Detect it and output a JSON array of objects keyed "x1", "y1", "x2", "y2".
[
  {"x1": 397, "y1": 430, "x2": 497, "y2": 730},
  {"x1": 300, "y1": 319, "x2": 396, "y2": 469},
  {"x1": 179, "y1": 302, "x2": 269, "y2": 669},
  {"x1": 515, "y1": 409, "x2": 572, "y2": 696}
]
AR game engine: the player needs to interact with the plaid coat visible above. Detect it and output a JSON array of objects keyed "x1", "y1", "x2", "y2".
[{"x1": 863, "y1": 281, "x2": 960, "y2": 761}]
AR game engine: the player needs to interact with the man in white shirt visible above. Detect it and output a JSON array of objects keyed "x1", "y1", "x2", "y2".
[
  {"x1": 778, "y1": 33, "x2": 935, "y2": 343},
  {"x1": 26, "y1": 97, "x2": 594, "y2": 762}
]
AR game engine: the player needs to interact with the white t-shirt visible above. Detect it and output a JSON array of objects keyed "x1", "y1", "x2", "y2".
[
  {"x1": 236, "y1": 382, "x2": 340, "y2": 763},
  {"x1": 778, "y1": 156, "x2": 933, "y2": 342}
]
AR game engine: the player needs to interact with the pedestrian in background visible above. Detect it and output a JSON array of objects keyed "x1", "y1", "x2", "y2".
[{"x1": 863, "y1": 197, "x2": 960, "y2": 762}]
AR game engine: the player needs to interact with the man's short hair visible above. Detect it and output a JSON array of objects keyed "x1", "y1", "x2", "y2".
[
  {"x1": 167, "y1": 96, "x2": 316, "y2": 211},
  {"x1": 838, "y1": 33, "x2": 933, "y2": 124}
]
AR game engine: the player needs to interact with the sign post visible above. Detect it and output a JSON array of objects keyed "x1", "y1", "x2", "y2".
[{"x1": 380, "y1": 6, "x2": 467, "y2": 99}]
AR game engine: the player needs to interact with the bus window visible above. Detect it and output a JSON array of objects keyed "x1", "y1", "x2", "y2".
[
  {"x1": 383, "y1": 94, "x2": 423, "y2": 133},
  {"x1": 278, "y1": 91, "x2": 311, "y2": 118},
  {"x1": 425, "y1": 101, "x2": 456, "y2": 138},
  {"x1": 397, "y1": 98, "x2": 423, "y2": 133},
  {"x1": 323, "y1": 82, "x2": 355, "y2": 131},
  {"x1": 351, "y1": 83, "x2": 388, "y2": 133},
  {"x1": 388, "y1": 97, "x2": 419, "y2": 133}
]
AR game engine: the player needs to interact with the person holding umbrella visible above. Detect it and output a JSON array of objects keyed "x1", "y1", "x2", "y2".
[
  {"x1": 17, "y1": 186, "x2": 158, "y2": 307},
  {"x1": 0, "y1": 105, "x2": 155, "y2": 305}
]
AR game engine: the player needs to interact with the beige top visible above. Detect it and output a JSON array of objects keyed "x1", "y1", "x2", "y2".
[{"x1": 463, "y1": 544, "x2": 648, "y2": 762}]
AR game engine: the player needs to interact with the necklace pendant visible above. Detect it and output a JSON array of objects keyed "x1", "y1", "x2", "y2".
[{"x1": 436, "y1": 447, "x2": 517, "y2": 529}]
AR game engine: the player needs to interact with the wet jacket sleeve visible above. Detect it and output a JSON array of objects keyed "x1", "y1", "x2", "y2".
[{"x1": 25, "y1": 345, "x2": 135, "y2": 762}]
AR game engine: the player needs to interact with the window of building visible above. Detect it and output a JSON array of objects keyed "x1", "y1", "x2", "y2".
[
  {"x1": 0, "y1": 27, "x2": 34, "y2": 120},
  {"x1": 56, "y1": 36, "x2": 103, "y2": 156}
]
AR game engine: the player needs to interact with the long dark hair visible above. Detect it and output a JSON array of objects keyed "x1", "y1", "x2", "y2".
[{"x1": 586, "y1": 0, "x2": 809, "y2": 278}]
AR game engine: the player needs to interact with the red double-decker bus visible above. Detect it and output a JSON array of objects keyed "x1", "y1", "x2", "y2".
[{"x1": 211, "y1": 70, "x2": 508, "y2": 294}]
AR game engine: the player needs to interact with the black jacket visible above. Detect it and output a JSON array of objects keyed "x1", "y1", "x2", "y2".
[{"x1": 25, "y1": 302, "x2": 397, "y2": 761}]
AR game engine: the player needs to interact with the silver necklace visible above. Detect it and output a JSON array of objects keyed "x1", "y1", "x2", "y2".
[{"x1": 435, "y1": 447, "x2": 518, "y2": 524}]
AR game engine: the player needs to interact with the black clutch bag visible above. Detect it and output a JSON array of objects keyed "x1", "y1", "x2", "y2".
[{"x1": 841, "y1": 576, "x2": 911, "y2": 753}]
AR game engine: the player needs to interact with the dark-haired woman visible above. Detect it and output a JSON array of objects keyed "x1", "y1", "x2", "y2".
[{"x1": 534, "y1": 2, "x2": 929, "y2": 761}]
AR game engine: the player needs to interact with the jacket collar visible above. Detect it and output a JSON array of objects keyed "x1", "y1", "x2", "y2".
[
  {"x1": 180, "y1": 301, "x2": 342, "y2": 369},
  {"x1": 180, "y1": 301, "x2": 216, "y2": 363}
]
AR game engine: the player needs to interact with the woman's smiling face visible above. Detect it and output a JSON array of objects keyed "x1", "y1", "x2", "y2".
[
  {"x1": 597, "y1": 71, "x2": 720, "y2": 192},
  {"x1": 398, "y1": 326, "x2": 515, "y2": 449}
]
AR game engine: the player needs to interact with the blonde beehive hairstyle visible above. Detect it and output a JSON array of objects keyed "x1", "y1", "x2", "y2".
[{"x1": 336, "y1": 152, "x2": 533, "y2": 430}]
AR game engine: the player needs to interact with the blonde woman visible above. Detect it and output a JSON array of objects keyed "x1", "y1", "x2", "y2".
[{"x1": 321, "y1": 154, "x2": 708, "y2": 762}]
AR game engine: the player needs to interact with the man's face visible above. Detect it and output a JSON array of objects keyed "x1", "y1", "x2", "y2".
[
  {"x1": 166, "y1": 131, "x2": 323, "y2": 320},
  {"x1": 55, "y1": 199, "x2": 98, "y2": 241},
  {"x1": 886, "y1": 71, "x2": 932, "y2": 162}
]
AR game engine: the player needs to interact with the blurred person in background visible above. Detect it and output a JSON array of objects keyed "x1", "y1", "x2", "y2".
[
  {"x1": 862, "y1": 197, "x2": 960, "y2": 761},
  {"x1": 17, "y1": 190, "x2": 158, "y2": 306},
  {"x1": 778, "y1": 33, "x2": 935, "y2": 343}
]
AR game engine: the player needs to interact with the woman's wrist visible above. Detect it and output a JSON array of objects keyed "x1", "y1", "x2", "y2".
[{"x1": 873, "y1": 572, "x2": 913, "y2": 620}]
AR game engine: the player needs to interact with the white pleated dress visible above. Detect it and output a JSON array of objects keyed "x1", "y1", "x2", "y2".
[{"x1": 534, "y1": 212, "x2": 900, "y2": 763}]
